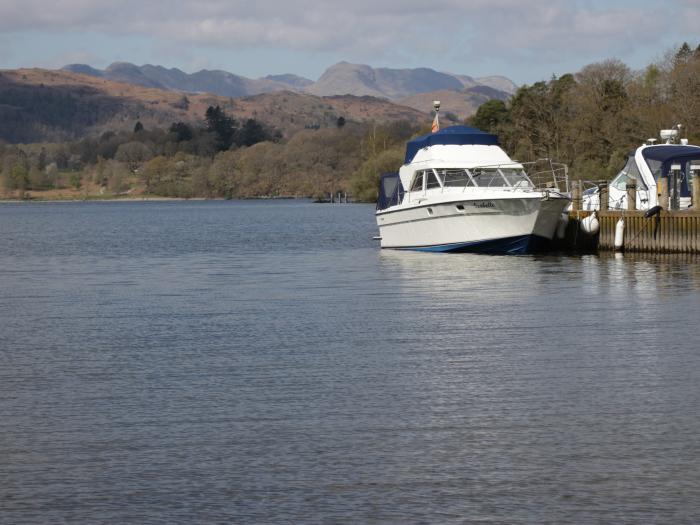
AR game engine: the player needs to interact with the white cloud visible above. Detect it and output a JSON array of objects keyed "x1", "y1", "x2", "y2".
[
  {"x1": 43, "y1": 50, "x2": 102, "y2": 69},
  {"x1": 0, "y1": 0, "x2": 685, "y2": 68}
]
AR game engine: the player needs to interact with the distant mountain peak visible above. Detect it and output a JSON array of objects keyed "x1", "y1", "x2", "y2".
[
  {"x1": 62, "y1": 64, "x2": 103, "y2": 77},
  {"x1": 59, "y1": 60, "x2": 516, "y2": 105}
]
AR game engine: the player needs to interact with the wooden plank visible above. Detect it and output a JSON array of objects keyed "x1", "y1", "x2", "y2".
[
  {"x1": 600, "y1": 184, "x2": 609, "y2": 212},
  {"x1": 627, "y1": 183, "x2": 637, "y2": 211},
  {"x1": 629, "y1": 216, "x2": 636, "y2": 251},
  {"x1": 659, "y1": 178, "x2": 669, "y2": 210},
  {"x1": 679, "y1": 216, "x2": 685, "y2": 253},
  {"x1": 662, "y1": 213, "x2": 668, "y2": 253},
  {"x1": 681, "y1": 216, "x2": 686, "y2": 253},
  {"x1": 571, "y1": 181, "x2": 581, "y2": 212}
]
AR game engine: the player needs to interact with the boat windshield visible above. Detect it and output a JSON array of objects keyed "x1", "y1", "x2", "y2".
[
  {"x1": 425, "y1": 167, "x2": 534, "y2": 189},
  {"x1": 436, "y1": 169, "x2": 473, "y2": 187},
  {"x1": 499, "y1": 168, "x2": 534, "y2": 188},
  {"x1": 612, "y1": 156, "x2": 648, "y2": 191},
  {"x1": 470, "y1": 167, "x2": 533, "y2": 188}
]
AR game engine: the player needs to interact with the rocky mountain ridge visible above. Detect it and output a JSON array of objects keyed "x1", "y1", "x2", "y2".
[{"x1": 62, "y1": 61, "x2": 517, "y2": 106}]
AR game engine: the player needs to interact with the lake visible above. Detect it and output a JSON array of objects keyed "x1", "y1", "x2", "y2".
[{"x1": 2, "y1": 200, "x2": 700, "y2": 523}]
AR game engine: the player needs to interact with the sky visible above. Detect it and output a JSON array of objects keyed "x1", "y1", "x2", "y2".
[{"x1": 0, "y1": 0, "x2": 698, "y2": 85}]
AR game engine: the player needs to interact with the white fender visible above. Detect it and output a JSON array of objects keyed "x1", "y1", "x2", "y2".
[
  {"x1": 614, "y1": 218, "x2": 625, "y2": 250},
  {"x1": 581, "y1": 212, "x2": 599, "y2": 235}
]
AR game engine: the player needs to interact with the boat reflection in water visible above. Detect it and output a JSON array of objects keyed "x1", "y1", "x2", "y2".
[{"x1": 378, "y1": 249, "x2": 700, "y2": 316}]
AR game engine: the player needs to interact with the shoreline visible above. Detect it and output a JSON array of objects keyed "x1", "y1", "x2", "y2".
[{"x1": 0, "y1": 195, "x2": 359, "y2": 204}]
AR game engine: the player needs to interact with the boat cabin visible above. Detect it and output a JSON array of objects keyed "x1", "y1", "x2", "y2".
[{"x1": 584, "y1": 132, "x2": 700, "y2": 210}]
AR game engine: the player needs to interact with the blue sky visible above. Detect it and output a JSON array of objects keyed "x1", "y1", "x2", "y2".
[{"x1": 0, "y1": 0, "x2": 698, "y2": 84}]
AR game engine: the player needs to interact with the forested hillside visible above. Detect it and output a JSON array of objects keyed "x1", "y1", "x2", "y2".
[{"x1": 469, "y1": 43, "x2": 700, "y2": 181}]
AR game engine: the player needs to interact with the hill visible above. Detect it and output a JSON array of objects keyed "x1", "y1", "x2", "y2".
[
  {"x1": 0, "y1": 68, "x2": 426, "y2": 143},
  {"x1": 63, "y1": 62, "x2": 312, "y2": 97},
  {"x1": 399, "y1": 85, "x2": 511, "y2": 120},
  {"x1": 305, "y1": 62, "x2": 465, "y2": 99}
]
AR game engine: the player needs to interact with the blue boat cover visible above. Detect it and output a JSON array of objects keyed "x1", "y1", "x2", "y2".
[
  {"x1": 376, "y1": 172, "x2": 404, "y2": 210},
  {"x1": 404, "y1": 125, "x2": 499, "y2": 164},
  {"x1": 642, "y1": 145, "x2": 700, "y2": 197},
  {"x1": 642, "y1": 145, "x2": 700, "y2": 162}
]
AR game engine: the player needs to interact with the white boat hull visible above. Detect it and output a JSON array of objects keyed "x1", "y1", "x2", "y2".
[{"x1": 376, "y1": 195, "x2": 569, "y2": 254}]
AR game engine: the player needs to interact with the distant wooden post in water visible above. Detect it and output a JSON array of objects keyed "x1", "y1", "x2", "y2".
[
  {"x1": 627, "y1": 182, "x2": 637, "y2": 211},
  {"x1": 693, "y1": 174, "x2": 700, "y2": 209}
]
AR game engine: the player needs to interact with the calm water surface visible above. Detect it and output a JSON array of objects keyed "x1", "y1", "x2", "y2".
[{"x1": 1, "y1": 200, "x2": 700, "y2": 524}]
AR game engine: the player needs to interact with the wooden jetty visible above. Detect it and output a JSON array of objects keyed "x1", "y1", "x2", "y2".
[
  {"x1": 564, "y1": 209, "x2": 700, "y2": 253},
  {"x1": 562, "y1": 176, "x2": 700, "y2": 254}
]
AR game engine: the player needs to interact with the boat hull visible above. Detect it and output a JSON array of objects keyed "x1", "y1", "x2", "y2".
[{"x1": 376, "y1": 195, "x2": 568, "y2": 255}]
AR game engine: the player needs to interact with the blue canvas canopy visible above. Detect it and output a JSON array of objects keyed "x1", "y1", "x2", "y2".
[
  {"x1": 642, "y1": 145, "x2": 700, "y2": 198},
  {"x1": 642, "y1": 145, "x2": 700, "y2": 163},
  {"x1": 404, "y1": 126, "x2": 499, "y2": 164},
  {"x1": 376, "y1": 172, "x2": 404, "y2": 211}
]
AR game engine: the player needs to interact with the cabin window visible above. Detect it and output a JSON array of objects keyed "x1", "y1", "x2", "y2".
[
  {"x1": 690, "y1": 164, "x2": 700, "y2": 194},
  {"x1": 470, "y1": 168, "x2": 506, "y2": 187},
  {"x1": 645, "y1": 158, "x2": 663, "y2": 181},
  {"x1": 440, "y1": 169, "x2": 471, "y2": 187},
  {"x1": 410, "y1": 172, "x2": 424, "y2": 192},
  {"x1": 426, "y1": 171, "x2": 442, "y2": 189},
  {"x1": 499, "y1": 168, "x2": 533, "y2": 188}
]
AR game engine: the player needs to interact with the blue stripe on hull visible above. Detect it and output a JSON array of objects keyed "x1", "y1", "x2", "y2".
[{"x1": 391, "y1": 235, "x2": 548, "y2": 255}]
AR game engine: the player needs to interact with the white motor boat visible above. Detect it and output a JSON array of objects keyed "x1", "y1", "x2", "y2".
[
  {"x1": 582, "y1": 127, "x2": 700, "y2": 211},
  {"x1": 375, "y1": 125, "x2": 571, "y2": 254}
]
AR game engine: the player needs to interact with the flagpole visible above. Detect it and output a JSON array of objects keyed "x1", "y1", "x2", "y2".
[{"x1": 432, "y1": 100, "x2": 440, "y2": 133}]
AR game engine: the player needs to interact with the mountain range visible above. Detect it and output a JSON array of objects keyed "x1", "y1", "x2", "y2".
[
  {"x1": 62, "y1": 61, "x2": 517, "y2": 118},
  {"x1": 0, "y1": 68, "x2": 426, "y2": 143}
]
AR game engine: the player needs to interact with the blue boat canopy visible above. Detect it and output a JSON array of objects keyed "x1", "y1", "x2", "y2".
[
  {"x1": 642, "y1": 145, "x2": 700, "y2": 163},
  {"x1": 642, "y1": 145, "x2": 700, "y2": 198},
  {"x1": 376, "y1": 172, "x2": 404, "y2": 211},
  {"x1": 404, "y1": 126, "x2": 499, "y2": 164}
]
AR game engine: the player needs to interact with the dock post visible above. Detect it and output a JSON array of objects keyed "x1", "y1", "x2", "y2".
[
  {"x1": 659, "y1": 178, "x2": 669, "y2": 209},
  {"x1": 693, "y1": 174, "x2": 700, "y2": 209},
  {"x1": 599, "y1": 182, "x2": 608, "y2": 212},
  {"x1": 571, "y1": 181, "x2": 581, "y2": 212},
  {"x1": 627, "y1": 182, "x2": 637, "y2": 211}
]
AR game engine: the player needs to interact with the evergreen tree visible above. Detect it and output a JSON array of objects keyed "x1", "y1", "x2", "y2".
[
  {"x1": 676, "y1": 42, "x2": 692, "y2": 63},
  {"x1": 205, "y1": 106, "x2": 237, "y2": 151}
]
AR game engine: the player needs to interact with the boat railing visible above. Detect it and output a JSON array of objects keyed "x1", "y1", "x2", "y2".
[
  {"x1": 521, "y1": 159, "x2": 569, "y2": 193},
  {"x1": 433, "y1": 159, "x2": 569, "y2": 193}
]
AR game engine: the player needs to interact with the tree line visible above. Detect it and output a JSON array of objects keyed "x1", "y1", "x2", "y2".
[
  {"x1": 469, "y1": 43, "x2": 700, "y2": 181},
  {"x1": 0, "y1": 102, "x2": 418, "y2": 200}
]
